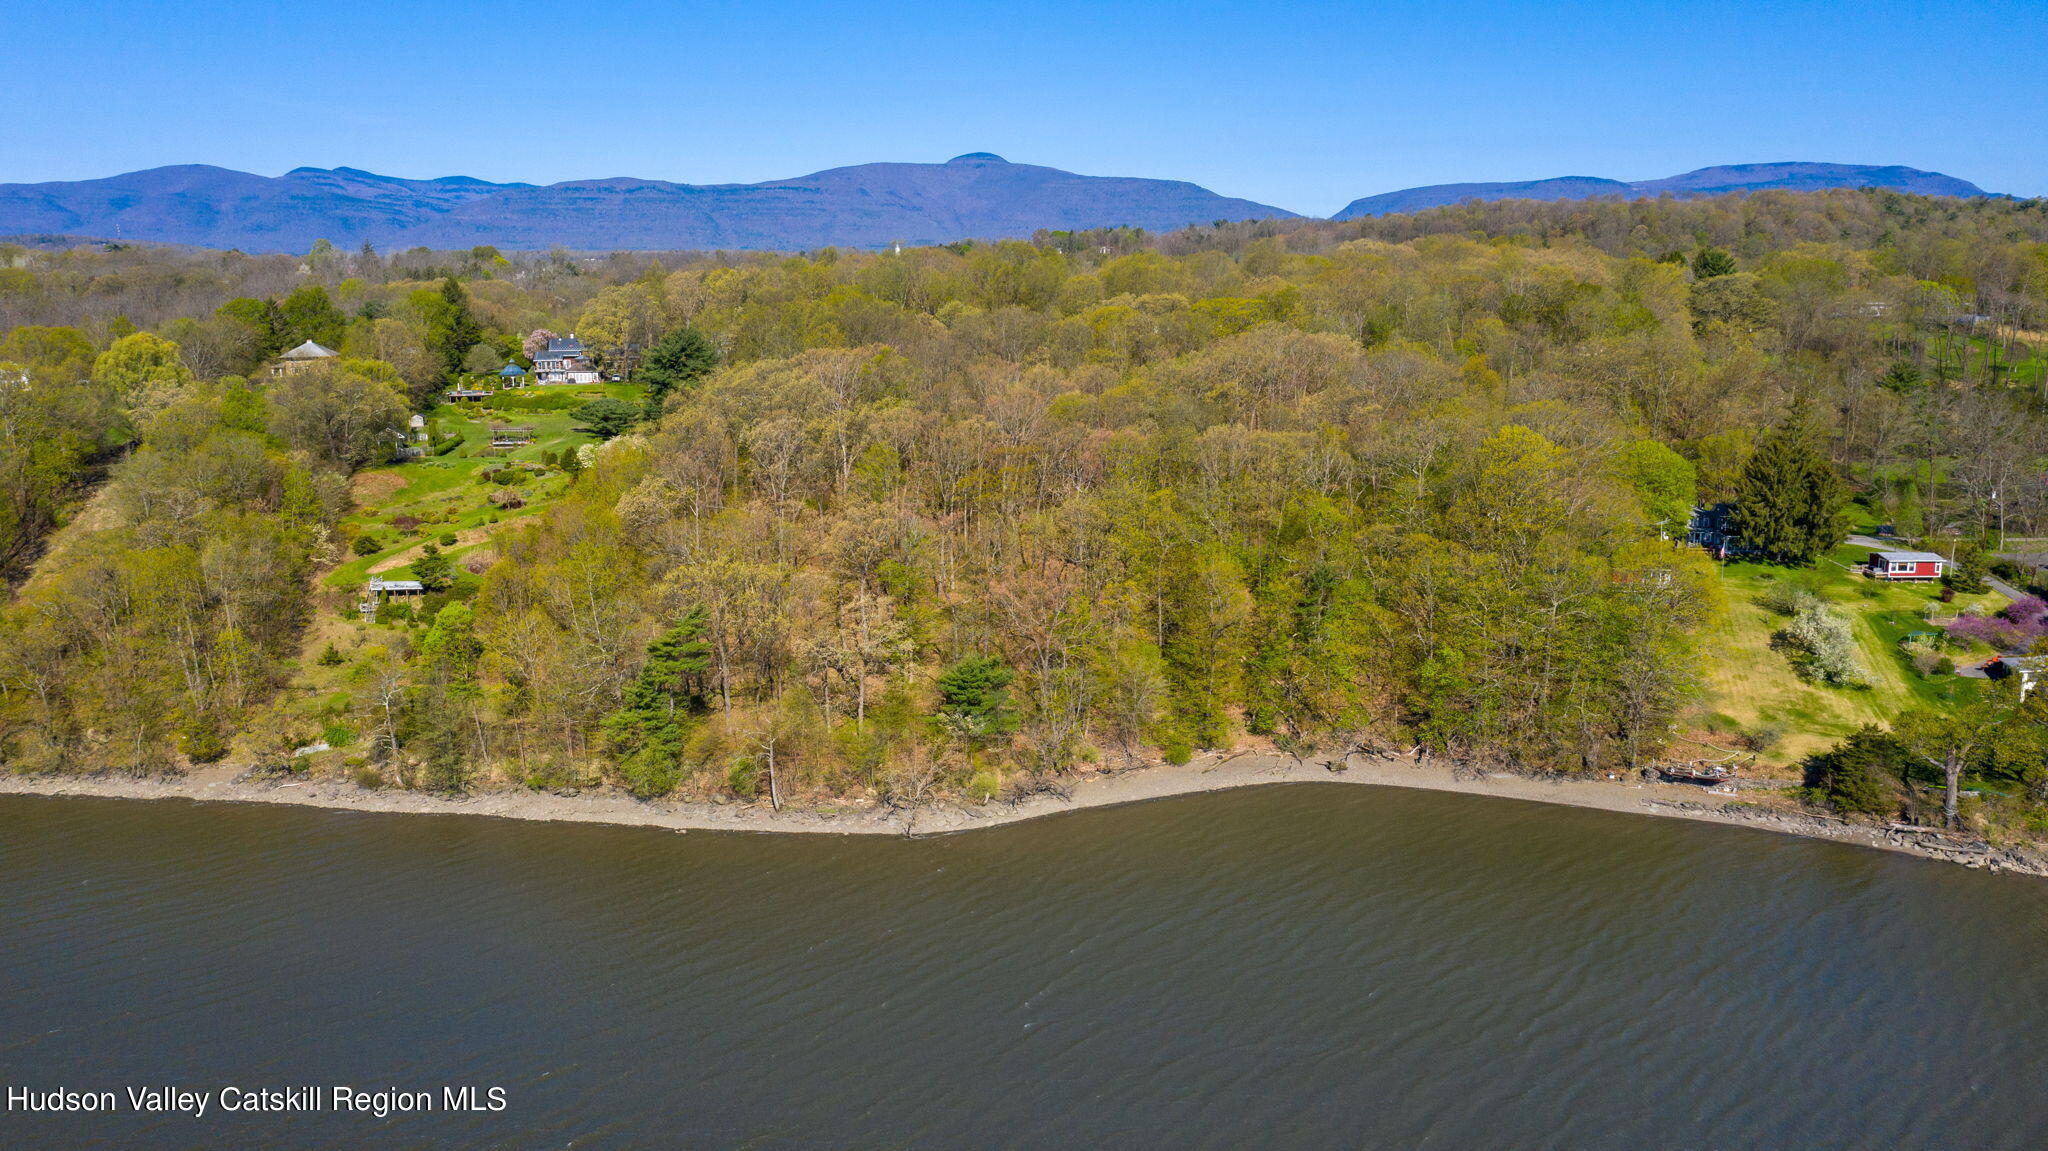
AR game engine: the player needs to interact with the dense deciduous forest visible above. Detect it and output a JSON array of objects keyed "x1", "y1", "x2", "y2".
[{"x1": 4, "y1": 188, "x2": 2047, "y2": 830}]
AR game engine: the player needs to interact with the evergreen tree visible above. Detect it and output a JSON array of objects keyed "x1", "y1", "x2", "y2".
[
  {"x1": 574, "y1": 397, "x2": 640, "y2": 439},
  {"x1": 1730, "y1": 411, "x2": 1847, "y2": 565},
  {"x1": 623, "y1": 607, "x2": 713, "y2": 717},
  {"x1": 640, "y1": 326, "x2": 719, "y2": 419},
  {"x1": 412, "y1": 543, "x2": 454, "y2": 591},
  {"x1": 935, "y1": 655, "x2": 1016, "y2": 746},
  {"x1": 409, "y1": 277, "x2": 482, "y2": 385},
  {"x1": 1945, "y1": 544, "x2": 1990, "y2": 594},
  {"x1": 1801, "y1": 725, "x2": 1905, "y2": 815},
  {"x1": 1691, "y1": 246, "x2": 1738, "y2": 279},
  {"x1": 603, "y1": 608, "x2": 713, "y2": 797}
]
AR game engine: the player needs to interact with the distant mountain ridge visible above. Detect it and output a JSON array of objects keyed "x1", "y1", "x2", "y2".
[
  {"x1": 0, "y1": 158, "x2": 1999, "y2": 252},
  {"x1": 0, "y1": 154, "x2": 1295, "y2": 253},
  {"x1": 1332, "y1": 162, "x2": 1989, "y2": 219}
]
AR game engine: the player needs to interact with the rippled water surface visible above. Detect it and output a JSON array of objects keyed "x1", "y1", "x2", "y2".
[{"x1": 3, "y1": 787, "x2": 2046, "y2": 1149}]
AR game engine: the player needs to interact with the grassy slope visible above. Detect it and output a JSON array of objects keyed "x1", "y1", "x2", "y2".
[
  {"x1": 325, "y1": 389, "x2": 621, "y2": 587},
  {"x1": 1699, "y1": 543, "x2": 2004, "y2": 766},
  {"x1": 253, "y1": 385, "x2": 632, "y2": 759}
]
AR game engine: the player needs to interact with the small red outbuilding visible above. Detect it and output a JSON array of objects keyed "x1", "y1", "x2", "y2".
[{"x1": 1866, "y1": 550, "x2": 1946, "y2": 581}]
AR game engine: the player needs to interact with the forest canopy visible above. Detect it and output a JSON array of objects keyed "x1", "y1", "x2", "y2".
[{"x1": 3, "y1": 187, "x2": 2047, "y2": 818}]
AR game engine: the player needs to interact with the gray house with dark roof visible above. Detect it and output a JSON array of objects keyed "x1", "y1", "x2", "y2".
[{"x1": 534, "y1": 335, "x2": 599, "y2": 385}]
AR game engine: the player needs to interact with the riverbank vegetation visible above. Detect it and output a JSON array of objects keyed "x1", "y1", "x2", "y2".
[{"x1": 3, "y1": 187, "x2": 2047, "y2": 840}]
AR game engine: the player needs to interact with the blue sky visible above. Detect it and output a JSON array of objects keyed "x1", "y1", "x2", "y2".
[{"x1": 9, "y1": 0, "x2": 2045, "y2": 215}]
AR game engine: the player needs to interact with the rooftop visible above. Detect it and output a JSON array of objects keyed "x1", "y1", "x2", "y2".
[
  {"x1": 1873, "y1": 550, "x2": 1947, "y2": 563},
  {"x1": 279, "y1": 339, "x2": 340, "y2": 360}
]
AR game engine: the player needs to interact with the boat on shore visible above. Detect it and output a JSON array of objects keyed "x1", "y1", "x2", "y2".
[{"x1": 1657, "y1": 761, "x2": 1741, "y2": 786}]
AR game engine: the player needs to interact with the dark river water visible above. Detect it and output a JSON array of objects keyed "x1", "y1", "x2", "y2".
[{"x1": 3, "y1": 786, "x2": 2046, "y2": 1149}]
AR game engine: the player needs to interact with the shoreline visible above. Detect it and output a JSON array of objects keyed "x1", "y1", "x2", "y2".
[{"x1": 3, "y1": 752, "x2": 2043, "y2": 876}]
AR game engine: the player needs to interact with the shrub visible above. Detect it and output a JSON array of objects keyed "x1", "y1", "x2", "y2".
[
  {"x1": 573, "y1": 397, "x2": 641, "y2": 439},
  {"x1": 1756, "y1": 581, "x2": 1822, "y2": 616},
  {"x1": 1901, "y1": 638, "x2": 1943, "y2": 676},
  {"x1": 320, "y1": 722, "x2": 357, "y2": 748},
  {"x1": 1945, "y1": 598, "x2": 2048, "y2": 651},
  {"x1": 350, "y1": 763, "x2": 385, "y2": 790},
  {"x1": 438, "y1": 532, "x2": 458, "y2": 546},
  {"x1": 351, "y1": 534, "x2": 382, "y2": 556},
  {"x1": 967, "y1": 769, "x2": 1001, "y2": 802},
  {"x1": 1159, "y1": 733, "x2": 1194, "y2": 765},
  {"x1": 1772, "y1": 605, "x2": 1869, "y2": 686},
  {"x1": 725, "y1": 757, "x2": 759, "y2": 798},
  {"x1": 316, "y1": 643, "x2": 345, "y2": 666}
]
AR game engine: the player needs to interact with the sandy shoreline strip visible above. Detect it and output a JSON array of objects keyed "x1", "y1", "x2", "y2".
[{"x1": 3, "y1": 752, "x2": 2043, "y2": 876}]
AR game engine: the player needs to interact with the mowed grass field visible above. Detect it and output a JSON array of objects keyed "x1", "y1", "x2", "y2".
[
  {"x1": 1698, "y1": 544, "x2": 2004, "y2": 766},
  {"x1": 324, "y1": 386, "x2": 628, "y2": 590}
]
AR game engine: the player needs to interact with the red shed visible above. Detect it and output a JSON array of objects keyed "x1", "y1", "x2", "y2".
[{"x1": 1866, "y1": 550, "x2": 1946, "y2": 580}]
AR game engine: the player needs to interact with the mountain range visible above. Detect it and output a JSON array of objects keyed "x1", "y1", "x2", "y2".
[
  {"x1": 0, "y1": 154, "x2": 1294, "y2": 253},
  {"x1": 1330, "y1": 162, "x2": 1989, "y2": 218},
  {"x1": 0, "y1": 158, "x2": 1999, "y2": 253}
]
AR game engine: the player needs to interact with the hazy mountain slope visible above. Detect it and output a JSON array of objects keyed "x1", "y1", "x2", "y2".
[
  {"x1": 0, "y1": 154, "x2": 1295, "y2": 252},
  {"x1": 1333, "y1": 162, "x2": 1989, "y2": 219}
]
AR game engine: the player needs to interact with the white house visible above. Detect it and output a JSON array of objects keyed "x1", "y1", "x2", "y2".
[{"x1": 533, "y1": 335, "x2": 600, "y2": 385}]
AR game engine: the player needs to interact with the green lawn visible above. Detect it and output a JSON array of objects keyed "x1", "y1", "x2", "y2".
[
  {"x1": 1698, "y1": 544, "x2": 2003, "y2": 765},
  {"x1": 323, "y1": 386, "x2": 633, "y2": 589}
]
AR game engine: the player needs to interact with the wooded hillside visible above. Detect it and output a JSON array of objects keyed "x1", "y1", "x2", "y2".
[{"x1": 4, "y1": 189, "x2": 2047, "y2": 821}]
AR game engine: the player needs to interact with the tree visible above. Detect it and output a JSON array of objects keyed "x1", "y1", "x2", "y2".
[
  {"x1": 1691, "y1": 246, "x2": 1738, "y2": 279},
  {"x1": 573, "y1": 397, "x2": 640, "y2": 439},
  {"x1": 411, "y1": 603, "x2": 484, "y2": 791},
  {"x1": 1944, "y1": 544, "x2": 1990, "y2": 594},
  {"x1": 1894, "y1": 698, "x2": 2008, "y2": 828},
  {"x1": 461, "y1": 342, "x2": 503, "y2": 375},
  {"x1": 602, "y1": 607, "x2": 713, "y2": 798},
  {"x1": 265, "y1": 362, "x2": 408, "y2": 470},
  {"x1": 412, "y1": 543, "x2": 454, "y2": 592},
  {"x1": 408, "y1": 277, "x2": 481, "y2": 383},
  {"x1": 276, "y1": 284, "x2": 346, "y2": 349},
  {"x1": 1730, "y1": 411, "x2": 1848, "y2": 565},
  {"x1": 1617, "y1": 439, "x2": 1698, "y2": 534},
  {"x1": 934, "y1": 655, "x2": 1015, "y2": 747},
  {"x1": 92, "y1": 331, "x2": 193, "y2": 409},
  {"x1": 639, "y1": 326, "x2": 719, "y2": 418},
  {"x1": 0, "y1": 325, "x2": 98, "y2": 383},
  {"x1": 1772, "y1": 604, "x2": 1868, "y2": 686},
  {"x1": 1801, "y1": 725, "x2": 1906, "y2": 815}
]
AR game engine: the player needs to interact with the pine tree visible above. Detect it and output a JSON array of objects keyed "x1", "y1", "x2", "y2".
[
  {"x1": 640, "y1": 326, "x2": 719, "y2": 419},
  {"x1": 1691, "y1": 246, "x2": 1737, "y2": 279},
  {"x1": 427, "y1": 277, "x2": 481, "y2": 383},
  {"x1": 412, "y1": 543, "x2": 454, "y2": 591},
  {"x1": 1730, "y1": 411, "x2": 1847, "y2": 565},
  {"x1": 935, "y1": 655, "x2": 1016, "y2": 746},
  {"x1": 603, "y1": 608, "x2": 713, "y2": 797}
]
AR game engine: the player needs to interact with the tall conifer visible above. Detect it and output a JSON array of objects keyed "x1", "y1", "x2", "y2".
[{"x1": 1730, "y1": 409, "x2": 1847, "y2": 564}]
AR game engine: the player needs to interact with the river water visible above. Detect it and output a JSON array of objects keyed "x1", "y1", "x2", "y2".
[{"x1": 2, "y1": 786, "x2": 2045, "y2": 1149}]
